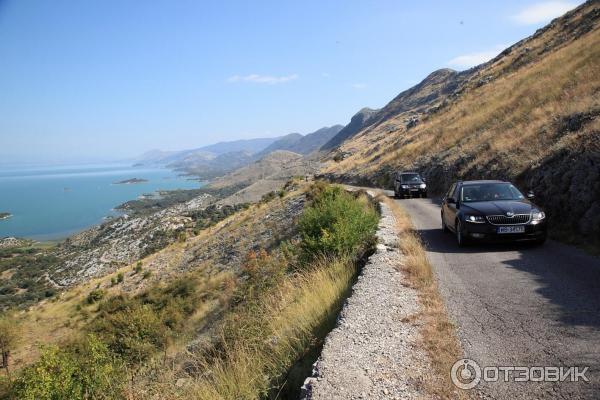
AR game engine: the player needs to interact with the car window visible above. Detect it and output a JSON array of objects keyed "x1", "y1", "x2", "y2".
[
  {"x1": 446, "y1": 183, "x2": 456, "y2": 199},
  {"x1": 460, "y1": 183, "x2": 525, "y2": 202},
  {"x1": 452, "y1": 184, "x2": 460, "y2": 200},
  {"x1": 401, "y1": 173, "x2": 421, "y2": 183}
]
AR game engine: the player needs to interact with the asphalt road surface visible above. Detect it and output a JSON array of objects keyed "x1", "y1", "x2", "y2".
[{"x1": 395, "y1": 195, "x2": 600, "y2": 399}]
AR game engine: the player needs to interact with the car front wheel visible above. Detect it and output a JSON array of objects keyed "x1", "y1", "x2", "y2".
[
  {"x1": 442, "y1": 213, "x2": 449, "y2": 233},
  {"x1": 456, "y1": 220, "x2": 467, "y2": 246}
]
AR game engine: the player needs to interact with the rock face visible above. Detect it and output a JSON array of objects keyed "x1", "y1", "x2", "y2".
[
  {"x1": 301, "y1": 198, "x2": 429, "y2": 400},
  {"x1": 51, "y1": 193, "x2": 214, "y2": 286}
]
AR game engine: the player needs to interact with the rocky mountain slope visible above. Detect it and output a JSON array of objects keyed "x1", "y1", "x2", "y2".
[
  {"x1": 321, "y1": 108, "x2": 379, "y2": 150},
  {"x1": 322, "y1": 0, "x2": 600, "y2": 249},
  {"x1": 210, "y1": 150, "x2": 321, "y2": 204}
]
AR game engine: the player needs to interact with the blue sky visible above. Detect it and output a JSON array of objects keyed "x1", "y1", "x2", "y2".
[{"x1": 0, "y1": 0, "x2": 583, "y2": 164}]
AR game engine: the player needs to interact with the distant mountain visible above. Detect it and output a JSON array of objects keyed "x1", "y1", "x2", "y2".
[
  {"x1": 167, "y1": 150, "x2": 255, "y2": 180},
  {"x1": 199, "y1": 137, "x2": 279, "y2": 155},
  {"x1": 256, "y1": 125, "x2": 344, "y2": 158},
  {"x1": 320, "y1": 110, "x2": 378, "y2": 150},
  {"x1": 253, "y1": 133, "x2": 303, "y2": 159},
  {"x1": 136, "y1": 137, "x2": 279, "y2": 167},
  {"x1": 136, "y1": 126, "x2": 343, "y2": 179}
]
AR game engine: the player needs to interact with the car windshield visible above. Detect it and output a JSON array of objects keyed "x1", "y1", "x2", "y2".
[
  {"x1": 460, "y1": 183, "x2": 524, "y2": 202},
  {"x1": 401, "y1": 174, "x2": 422, "y2": 183}
]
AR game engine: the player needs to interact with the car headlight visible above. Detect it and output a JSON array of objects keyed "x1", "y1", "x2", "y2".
[
  {"x1": 532, "y1": 210, "x2": 545, "y2": 221},
  {"x1": 401, "y1": 185, "x2": 409, "y2": 189},
  {"x1": 465, "y1": 214, "x2": 485, "y2": 223},
  {"x1": 420, "y1": 183, "x2": 426, "y2": 189}
]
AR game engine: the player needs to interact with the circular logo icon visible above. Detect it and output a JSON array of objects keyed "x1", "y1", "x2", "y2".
[{"x1": 451, "y1": 358, "x2": 481, "y2": 390}]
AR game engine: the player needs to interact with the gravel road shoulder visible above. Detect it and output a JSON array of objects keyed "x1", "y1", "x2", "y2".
[{"x1": 301, "y1": 197, "x2": 433, "y2": 399}]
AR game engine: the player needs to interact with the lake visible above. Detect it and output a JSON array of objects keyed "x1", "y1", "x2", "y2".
[{"x1": 0, "y1": 163, "x2": 202, "y2": 240}]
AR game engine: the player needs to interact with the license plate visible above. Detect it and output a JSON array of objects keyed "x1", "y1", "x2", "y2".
[
  {"x1": 410, "y1": 189, "x2": 419, "y2": 191},
  {"x1": 497, "y1": 226, "x2": 525, "y2": 234}
]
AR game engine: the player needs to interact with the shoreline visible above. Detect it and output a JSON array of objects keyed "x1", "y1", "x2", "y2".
[{"x1": 0, "y1": 213, "x2": 12, "y2": 221}]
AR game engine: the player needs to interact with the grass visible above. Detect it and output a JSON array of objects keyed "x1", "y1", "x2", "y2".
[
  {"x1": 378, "y1": 194, "x2": 467, "y2": 400},
  {"x1": 5, "y1": 183, "x2": 379, "y2": 400},
  {"x1": 143, "y1": 256, "x2": 358, "y2": 400}
]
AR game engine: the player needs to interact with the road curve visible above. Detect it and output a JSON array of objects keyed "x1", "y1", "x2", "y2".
[{"x1": 395, "y1": 196, "x2": 600, "y2": 399}]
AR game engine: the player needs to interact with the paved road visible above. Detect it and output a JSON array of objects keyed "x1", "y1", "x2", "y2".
[{"x1": 395, "y1": 196, "x2": 600, "y2": 399}]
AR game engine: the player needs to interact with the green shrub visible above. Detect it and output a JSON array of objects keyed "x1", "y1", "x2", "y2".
[
  {"x1": 134, "y1": 262, "x2": 143, "y2": 274},
  {"x1": 86, "y1": 289, "x2": 105, "y2": 304},
  {"x1": 92, "y1": 298, "x2": 166, "y2": 366},
  {"x1": 298, "y1": 184, "x2": 379, "y2": 263},
  {"x1": 90, "y1": 275, "x2": 203, "y2": 365},
  {"x1": 10, "y1": 335, "x2": 124, "y2": 400},
  {"x1": 116, "y1": 272, "x2": 124, "y2": 283},
  {"x1": 142, "y1": 270, "x2": 151, "y2": 280},
  {"x1": 261, "y1": 191, "x2": 276, "y2": 203}
]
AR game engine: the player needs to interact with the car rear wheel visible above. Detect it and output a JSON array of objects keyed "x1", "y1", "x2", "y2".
[
  {"x1": 442, "y1": 213, "x2": 449, "y2": 233},
  {"x1": 456, "y1": 220, "x2": 468, "y2": 246}
]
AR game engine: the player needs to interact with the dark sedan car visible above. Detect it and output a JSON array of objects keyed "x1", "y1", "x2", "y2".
[
  {"x1": 441, "y1": 180, "x2": 547, "y2": 246},
  {"x1": 394, "y1": 172, "x2": 427, "y2": 198}
]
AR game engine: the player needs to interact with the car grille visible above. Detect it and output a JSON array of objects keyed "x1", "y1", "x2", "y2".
[{"x1": 486, "y1": 214, "x2": 531, "y2": 225}]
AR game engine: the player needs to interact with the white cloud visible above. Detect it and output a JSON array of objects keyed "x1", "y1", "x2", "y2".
[
  {"x1": 447, "y1": 45, "x2": 506, "y2": 69},
  {"x1": 351, "y1": 83, "x2": 368, "y2": 89},
  {"x1": 227, "y1": 74, "x2": 298, "y2": 85},
  {"x1": 511, "y1": 1, "x2": 579, "y2": 25}
]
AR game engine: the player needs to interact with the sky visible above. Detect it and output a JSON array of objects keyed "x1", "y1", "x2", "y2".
[{"x1": 0, "y1": 0, "x2": 584, "y2": 164}]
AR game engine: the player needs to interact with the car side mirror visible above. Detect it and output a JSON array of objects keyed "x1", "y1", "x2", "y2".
[
  {"x1": 447, "y1": 197, "x2": 456, "y2": 204},
  {"x1": 527, "y1": 191, "x2": 535, "y2": 199}
]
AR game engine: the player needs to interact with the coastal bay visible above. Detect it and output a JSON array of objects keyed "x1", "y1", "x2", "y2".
[{"x1": 0, "y1": 163, "x2": 202, "y2": 240}]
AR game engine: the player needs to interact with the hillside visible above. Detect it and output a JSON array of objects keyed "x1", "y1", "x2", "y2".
[
  {"x1": 323, "y1": 1, "x2": 600, "y2": 249},
  {"x1": 4, "y1": 181, "x2": 380, "y2": 400}
]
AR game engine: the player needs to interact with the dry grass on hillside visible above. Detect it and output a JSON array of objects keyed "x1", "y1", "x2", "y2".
[
  {"x1": 10, "y1": 186, "x2": 308, "y2": 373},
  {"x1": 328, "y1": 26, "x2": 600, "y2": 179},
  {"x1": 130, "y1": 256, "x2": 356, "y2": 400},
  {"x1": 377, "y1": 194, "x2": 468, "y2": 400}
]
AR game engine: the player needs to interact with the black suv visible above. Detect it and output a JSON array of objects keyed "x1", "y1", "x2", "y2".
[
  {"x1": 441, "y1": 180, "x2": 547, "y2": 246},
  {"x1": 394, "y1": 172, "x2": 427, "y2": 198}
]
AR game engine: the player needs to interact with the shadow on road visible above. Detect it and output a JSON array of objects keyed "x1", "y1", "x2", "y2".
[{"x1": 393, "y1": 195, "x2": 600, "y2": 328}]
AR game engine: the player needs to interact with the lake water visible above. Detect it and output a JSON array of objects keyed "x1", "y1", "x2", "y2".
[{"x1": 0, "y1": 163, "x2": 202, "y2": 241}]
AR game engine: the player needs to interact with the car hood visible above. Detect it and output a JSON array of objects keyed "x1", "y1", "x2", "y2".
[{"x1": 461, "y1": 200, "x2": 535, "y2": 215}]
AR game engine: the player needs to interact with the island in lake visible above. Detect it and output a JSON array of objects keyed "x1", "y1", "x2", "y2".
[
  {"x1": 113, "y1": 178, "x2": 148, "y2": 185},
  {"x1": 0, "y1": 212, "x2": 11, "y2": 220}
]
